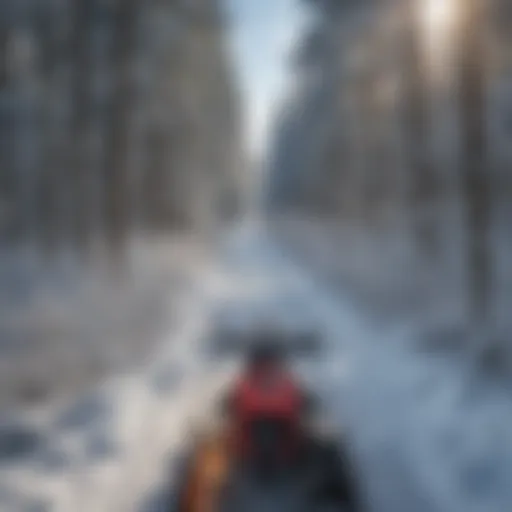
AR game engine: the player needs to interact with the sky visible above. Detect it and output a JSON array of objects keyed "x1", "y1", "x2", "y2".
[{"x1": 225, "y1": 0, "x2": 307, "y2": 160}]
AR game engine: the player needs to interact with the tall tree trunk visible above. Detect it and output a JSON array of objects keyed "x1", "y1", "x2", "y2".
[
  {"x1": 360, "y1": 66, "x2": 382, "y2": 225},
  {"x1": 353, "y1": 44, "x2": 379, "y2": 226},
  {"x1": 37, "y1": 20, "x2": 59, "y2": 257},
  {"x1": 0, "y1": 9, "x2": 12, "y2": 242},
  {"x1": 69, "y1": 0, "x2": 93, "y2": 256},
  {"x1": 402, "y1": 0, "x2": 439, "y2": 258},
  {"x1": 35, "y1": 0, "x2": 69, "y2": 257},
  {"x1": 103, "y1": 0, "x2": 137, "y2": 259},
  {"x1": 12, "y1": 5, "x2": 39, "y2": 245},
  {"x1": 0, "y1": 12, "x2": 7, "y2": 89},
  {"x1": 143, "y1": 117, "x2": 172, "y2": 230},
  {"x1": 458, "y1": 0, "x2": 491, "y2": 323},
  {"x1": 140, "y1": 6, "x2": 181, "y2": 232}
]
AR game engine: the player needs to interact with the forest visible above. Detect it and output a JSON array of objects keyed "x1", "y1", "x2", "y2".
[
  {"x1": 0, "y1": 0, "x2": 243, "y2": 406},
  {"x1": 1, "y1": 1, "x2": 512, "y2": 510},
  {"x1": 268, "y1": 0, "x2": 512, "y2": 359},
  {"x1": 0, "y1": 0, "x2": 242, "y2": 254}
]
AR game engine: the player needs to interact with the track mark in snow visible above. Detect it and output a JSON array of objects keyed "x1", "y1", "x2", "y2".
[
  {"x1": 54, "y1": 393, "x2": 112, "y2": 432},
  {"x1": 0, "y1": 422, "x2": 44, "y2": 463},
  {"x1": 148, "y1": 364, "x2": 184, "y2": 398}
]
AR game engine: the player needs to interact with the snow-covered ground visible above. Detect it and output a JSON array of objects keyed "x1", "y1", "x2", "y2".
[
  {"x1": 0, "y1": 236, "x2": 201, "y2": 408},
  {"x1": 1, "y1": 221, "x2": 511, "y2": 511},
  {"x1": 0, "y1": 249, "x2": 239, "y2": 511},
  {"x1": 266, "y1": 220, "x2": 512, "y2": 512}
]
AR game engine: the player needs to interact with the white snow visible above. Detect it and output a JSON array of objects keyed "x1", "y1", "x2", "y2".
[{"x1": 1, "y1": 221, "x2": 511, "y2": 511}]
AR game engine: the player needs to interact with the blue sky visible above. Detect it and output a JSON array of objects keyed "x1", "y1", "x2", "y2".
[{"x1": 225, "y1": 0, "x2": 307, "y2": 159}]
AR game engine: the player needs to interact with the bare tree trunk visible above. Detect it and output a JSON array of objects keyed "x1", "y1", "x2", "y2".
[
  {"x1": 103, "y1": 0, "x2": 138, "y2": 259},
  {"x1": 140, "y1": 7, "x2": 182, "y2": 233},
  {"x1": 35, "y1": 0, "x2": 69, "y2": 258},
  {"x1": 0, "y1": 9, "x2": 12, "y2": 242},
  {"x1": 0, "y1": 12, "x2": 7, "y2": 88},
  {"x1": 143, "y1": 118, "x2": 173, "y2": 230},
  {"x1": 69, "y1": 0, "x2": 93, "y2": 256},
  {"x1": 360, "y1": 66, "x2": 382, "y2": 225},
  {"x1": 353, "y1": 49, "x2": 380, "y2": 227},
  {"x1": 11, "y1": 5, "x2": 40, "y2": 245},
  {"x1": 343, "y1": 70, "x2": 366, "y2": 223},
  {"x1": 402, "y1": 0, "x2": 439, "y2": 258},
  {"x1": 457, "y1": 0, "x2": 491, "y2": 323},
  {"x1": 37, "y1": 25, "x2": 60, "y2": 256}
]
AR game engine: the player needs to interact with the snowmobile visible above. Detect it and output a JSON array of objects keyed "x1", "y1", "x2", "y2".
[{"x1": 170, "y1": 336, "x2": 362, "y2": 512}]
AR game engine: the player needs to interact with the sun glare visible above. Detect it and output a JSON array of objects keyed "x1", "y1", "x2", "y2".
[
  {"x1": 422, "y1": 0, "x2": 456, "y2": 76},
  {"x1": 423, "y1": 0, "x2": 455, "y2": 40}
]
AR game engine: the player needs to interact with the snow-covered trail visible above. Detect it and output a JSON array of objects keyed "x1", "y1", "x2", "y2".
[
  {"x1": 208, "y1": 222, "x2": 512, "y2": 512},
  {"x1": 1, "y1": 222, "x2": 511, "y2": 512},
  {"x1": 259, "y1": 225, "x2": 512, "y2": 512},
  {"x1": 0, "y1": 249, "x2": 246, "y2": 511}
]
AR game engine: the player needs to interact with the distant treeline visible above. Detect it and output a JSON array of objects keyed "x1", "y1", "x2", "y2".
[
  {"x1": 0, "y1": 0, "x2": 243, "y2": 256},
  {"x1": 268, "y1": 0, "x2": 512, "y2": 323}
]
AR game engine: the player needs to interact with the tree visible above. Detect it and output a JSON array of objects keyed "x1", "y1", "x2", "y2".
[
  {"x1": 402, "y1": 0, "x2": 439, "y2": 259},
  {"x1": 34, "y1": 0, "x2": 64, "y2": 256},
  {"x1": 69, "y1": 0, "x2": 94, "y2": 255},
  {"x1": 457, "y1": 0, "x2": 491, "y2": 323},
  {"x1": 0, "y1": 5, "x2": 12, "y2": 241},
  {"x1": 1, "y1": 0, "x2": 242, "y2": 256},
  {"x1": 103, "y1": 0, "x2": 138, "y2": 258}
]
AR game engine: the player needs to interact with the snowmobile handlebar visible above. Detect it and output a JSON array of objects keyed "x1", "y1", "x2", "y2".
[{"x1": 209, "y1": 325, "x2": 322, "y2": 360}]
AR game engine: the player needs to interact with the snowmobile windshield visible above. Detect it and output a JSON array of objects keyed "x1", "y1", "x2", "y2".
[{"x1": 246, "y1": 335, "x2": 285, "y2": 368}]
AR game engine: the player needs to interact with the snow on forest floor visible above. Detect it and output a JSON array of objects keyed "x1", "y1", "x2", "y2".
[
  {"x1": 0, "y1": 246, "x2": 240, "y2": 511},
  {"x1": 267, "y1": 217, "x2": 512, "y2": 512},
  {"x1": 1, "y1": 221, "x2": 511, "y2": 511},
  {"x1": 0, "y1": 236, "x2": 202, "y2": 408}
]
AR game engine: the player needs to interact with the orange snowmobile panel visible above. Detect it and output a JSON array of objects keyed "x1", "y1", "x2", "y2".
[{"x1": 181, "y1": 431, "x2": 232, "y2": 512}]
